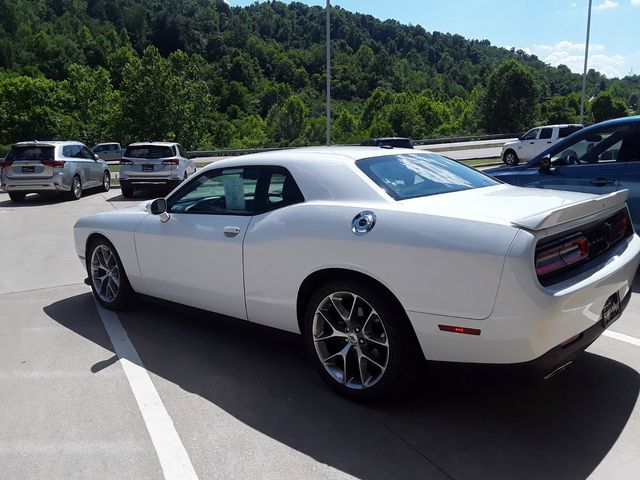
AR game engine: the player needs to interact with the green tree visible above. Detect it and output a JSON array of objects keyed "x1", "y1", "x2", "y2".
[
  {"x1": 591, "y1": 92, "x2": 629, "y2": 123},
  {"x1": 483, "y1": 60, "x2": 537, "y2": 133},
  {"x1": 267, "y1": 95, "x2": 309, "y2": 145}
]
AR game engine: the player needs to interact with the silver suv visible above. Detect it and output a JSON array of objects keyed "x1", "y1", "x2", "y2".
[
  {"x1": 119, "y1": 142, "x2": 196, "y2": 198},
  {"x1": 0, "y1": 141, "x2": 111, "y2": 202}
]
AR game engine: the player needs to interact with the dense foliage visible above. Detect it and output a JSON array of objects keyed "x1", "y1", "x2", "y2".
[{"x1": 0, "y1": 0, "x2": 638, "y2": 149}]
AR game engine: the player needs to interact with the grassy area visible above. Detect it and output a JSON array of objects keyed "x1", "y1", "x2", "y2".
[{"x1": 461, "y1": 157, "x2": 501, "y2": 166}]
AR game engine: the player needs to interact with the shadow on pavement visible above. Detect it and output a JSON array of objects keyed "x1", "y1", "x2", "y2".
[
  {"x1": 0, "y1": 188, "x2": 106, "y2": 207},
  {"x1": 106, "y1": 189, "x2": 167, "y2": 202},
  {"x1": 45, "y1": 293, "x2": 639, "y2": 480}
]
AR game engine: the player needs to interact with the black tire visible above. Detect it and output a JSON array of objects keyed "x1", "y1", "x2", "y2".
[
  {"x1": 68, "y1": 175, "x2": 82, "y2": 200},
  {"x1": 503, "y1": 149, "x2": 519, "y2": 166},
  {"x1": 101, "y1": 171, "x2": 111, "y2": 192},
  {"x1": 121, "y1": 186, "x2": 134, "y2": 198},
  {"x1": 87, "y1": 237, "x2": 135, "y2": 310},
  {"x1": 8, "y1": 192, "x2": 26, "y2": 202},
  {"x1": 303, "y1": 280, "x2": 414, "y2": 402}
]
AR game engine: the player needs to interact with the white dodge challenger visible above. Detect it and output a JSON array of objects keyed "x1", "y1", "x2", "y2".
[{"x1": 74, "y1": 147, "x2": 640, "y2": 400}]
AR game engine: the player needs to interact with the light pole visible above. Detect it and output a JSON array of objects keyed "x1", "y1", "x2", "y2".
[
  {"x1": 579, "y1": 0, "x2": 593, "y2": 124},
  {"x1": 326, "y1": 0, "x2": 331, "y2": 146}
]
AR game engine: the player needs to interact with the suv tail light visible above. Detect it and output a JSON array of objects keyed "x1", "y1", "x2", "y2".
[
  {"x1": 535, "y1": 234, "x2": 589, "y2": 277},
  {"x1": 120, "y1": 160, "x2": 134, "y2": 165},
  {"x1": 161, "y1": 159, "x2": 179, "y2": 165},
  {"x1": 0, "y1": 161, "x2": 13, "y2": 168},
  {"x1": 42, "y1": 160, "x2": 66, "y2": 168}
]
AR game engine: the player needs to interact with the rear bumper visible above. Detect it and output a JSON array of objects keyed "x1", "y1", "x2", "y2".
[
  {"x1": 121, "y1": 178, "x2": 182, "y2": 190},
  {"x1": 1, "y1": 175, "x2": 71, "y2": 192},
  {"x1": 408, "y1": 232, "x2": 640, "y2": 369}
]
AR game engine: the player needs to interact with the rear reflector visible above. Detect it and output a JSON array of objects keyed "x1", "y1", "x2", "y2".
[
  {"x1": 0, "y1": 161, "x2": 12, "y2": 168},
  {"x1": 42, "y1": 160, "x2": 66, "y2": 168},
  {"x1": 438, "y1": 324, "x2": 481, "y2": 336}
]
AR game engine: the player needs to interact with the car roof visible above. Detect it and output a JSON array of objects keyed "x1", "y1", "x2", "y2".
[
  {"x1": 203, "y1": 146, "x2": 420, "y2": 169},
  {"x1": 530, "y1": 124, "x2": 583, "y2": 129},
  {"x1": 13, "y1": 141, "x2": 83, "y2": 147},
  {"x1": 127, "y1": 142, "x2": 177, "y2": 147}
]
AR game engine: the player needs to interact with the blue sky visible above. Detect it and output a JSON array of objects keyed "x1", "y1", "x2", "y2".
[{"x1": 229, "y1": 1, "x2": 640, "y2": 78}]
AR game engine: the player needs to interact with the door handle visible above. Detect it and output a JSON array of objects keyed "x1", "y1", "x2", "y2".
[
  {"x1": 546, "y1": 141, "x2": 552, "y2": 144},
  {"x1": 591, "y1": 177, "x2": 616, "y2": 186},
  {"x1": 530, "y1": 142, "x2": 535, "y2": 144},
  {"x1": 223, "y1": 226, "x2": 241, "y2": 236}
]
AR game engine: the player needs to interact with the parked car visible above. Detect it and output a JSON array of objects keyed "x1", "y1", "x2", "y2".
[
  {"x1": 0, "y1": 141, "x2": 111, "y2": 202},
  {"x1": 361, "y1": 137, "x2": 413, "y2": 149},
  {"x1": 501, "y1": 124, "x2": 583, "y2": 165},
  {"x1": 74, "y1": 146, "x2": 640, "y2": 400},
  {"x1": 119, "y1": 142, "x2": 196, "y2": 198},
  {"x1": 91, "y1": 142, "x2": 122, "y2": 162},
  {"x1": 489, "y1": 116, "x2": 640, "y2": 230}
]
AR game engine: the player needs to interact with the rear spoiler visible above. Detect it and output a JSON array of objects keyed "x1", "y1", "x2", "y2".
[{"x1": 512, "y1": 189, "x2": 629, "y2": 231}]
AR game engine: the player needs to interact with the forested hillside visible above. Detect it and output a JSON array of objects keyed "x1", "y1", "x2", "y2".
[{"x1": 0, "y1": 0, "x2": 638, "y2": 150}]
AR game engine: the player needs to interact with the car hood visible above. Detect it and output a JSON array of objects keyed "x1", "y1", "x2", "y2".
[
  {"x1": 398, "y1": 184, "x2": 604, "y2": 228},
  {"x1": 501, "y1": 139, "x2": 519, "y2": 149},
  {"x1": 484, "y1": 165, "x2": 528, "y2": 177}
]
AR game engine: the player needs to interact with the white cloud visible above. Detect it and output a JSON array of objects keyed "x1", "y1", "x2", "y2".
[
  {"x1": 631, "y1": 0, "x2": 640, "y2": 5},
  {"x1": 594, "y1": 0, "x2": 619, "y2": 10},
  {"x1": 525, "y1": 41, "x2": 628, "y2": 78}
]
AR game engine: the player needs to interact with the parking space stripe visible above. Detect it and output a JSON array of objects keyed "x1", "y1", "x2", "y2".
[
  {"x1": 94, "y1": 301, "x2": 199, "y2": 480},
  {"x1": 604, "y1": 330, "x2": 640, "y2": 347}
]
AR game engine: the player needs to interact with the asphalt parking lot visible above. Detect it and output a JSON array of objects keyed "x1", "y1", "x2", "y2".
[{"x1": 1, "y1": 187, "x2": 640, "y2": 480}]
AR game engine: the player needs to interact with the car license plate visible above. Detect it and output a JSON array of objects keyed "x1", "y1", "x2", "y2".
[
  {"x1": 142, "y1": 164, "x2": 154, "y2": 171},
  {"x1": 602, "y1": 292, "x2": 621, "y2": 327},
  {"x1": 22, "y1": 166, "x2": 35, "y2": 173}
]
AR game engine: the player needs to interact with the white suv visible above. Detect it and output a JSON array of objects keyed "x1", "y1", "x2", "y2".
[
  {"x1": 501, "y1": 124, "x2": 583, "y2": 165},
  {"x1": 119, "y1": 142, "x2": 196, "y2": 198}
]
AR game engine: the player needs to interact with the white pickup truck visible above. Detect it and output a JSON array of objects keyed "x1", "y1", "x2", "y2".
[{"x1": 501, "y1": 124, "x2": 583, "y2": 165}]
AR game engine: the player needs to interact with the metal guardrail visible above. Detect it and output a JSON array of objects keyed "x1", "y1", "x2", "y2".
[
  {"x1": 412, "y1": 133, "x2": 519, "y2": 145},
  {"x1": 187, "y1": 133, "x2": 519, "y2": 158}
]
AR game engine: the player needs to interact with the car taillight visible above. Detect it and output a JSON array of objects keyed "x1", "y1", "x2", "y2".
[
  {"x1": 161, "y1": 159, "x2": 179, "y2": 165},
  {"x1": 120, "y1": 160, "x2": 134, "y2": 165},
  {"x1": 42, "y1": 160, "x2": 66, "y2": 168},
  {"x1": 0, "y1": 161, "x2": 12, "y2": 168},
  {"x1": 606, "y1": 212, "x2": 631, "y2": 245},
  {"x1": 535, "y1": 234, "x2": 589, "y2": 277}
]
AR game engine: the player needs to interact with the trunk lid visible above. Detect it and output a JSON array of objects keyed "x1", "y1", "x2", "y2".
[
  {"x1": 399, "y1": 184, "x2": 628, "y2": 230},
  {"x1": 3, "y1": 145, "x2": 56, "y2": 179},
  {"x1": 121, "y1": 145, "x2": 176, "y2": 177}
]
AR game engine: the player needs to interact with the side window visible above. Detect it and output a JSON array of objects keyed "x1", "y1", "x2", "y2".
[
  {"x1": 168, "y1": 167, "x2": 260, "y2": 215},
  {"x1": 259, "y1": 169, "x2": 304, "y2": 213},
  {"x1": 172, "y1": 145, "x2": 178, "y2": 156},
  {"x1": 177, "y1": 145, "x2": 187, "y2": 157},
  {"x1": 551, "y1": 126, "x2": 629, "y2": 166},
  {"x1": 93, "y1": 145, "x2": 104, "y2": 153},
  {"x1": 559, "y1": 126, "x2": 582, "y2": 138},
  {"x1": 65, "y1": 145, "x2": 81, "y2": 158},
  {"x1": 539, "y1": 128, "x2": 553, "y2": 140},
  {"x1": 79, "y1": 146, "x2": 94, "y2": 159},
  {"x1": 523, "y1": 129, "x2": 539, "y2": 140}
]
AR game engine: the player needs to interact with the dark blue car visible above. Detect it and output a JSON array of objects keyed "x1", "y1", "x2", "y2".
[{"x1": 487, "y1": 116, "x2": 640, "y2": 229}]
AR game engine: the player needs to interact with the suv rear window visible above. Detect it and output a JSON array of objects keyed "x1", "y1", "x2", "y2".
[
  {"x1": 559, "y1": 126, "x2": 583, "y2": 138},
  {"x1": 6, "y1": 146, "x2": 54, "y2": 161},
  {"x1": 124, "y1": 146, "x2": 174, "y2": 159},
  {"x1": 357, "y1": 153, "x2": 498, "y2": 200}
]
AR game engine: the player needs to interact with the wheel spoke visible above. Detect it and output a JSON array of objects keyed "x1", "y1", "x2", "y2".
[{"x1": 361, "y1": 352, "x2": 385, "y2": 370}]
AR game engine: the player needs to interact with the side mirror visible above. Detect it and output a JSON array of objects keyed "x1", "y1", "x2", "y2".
[
  {"x1": 93, "y1": 153, "x2": 100, "y2": 161},
  {"x1": 539, "y1": 155, "x2": 552, "y2": 174},
  {"x1": 146, "y1": 198, "x2": 170, "y2": 222}
]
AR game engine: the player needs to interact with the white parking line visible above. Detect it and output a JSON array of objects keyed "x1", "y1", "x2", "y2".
[
  {"x1": 94, "y1": 301, "x2": 199, "y2": 480},
  {"x1": 604, "y1": 330, "x2": 640, "y2": 347}
]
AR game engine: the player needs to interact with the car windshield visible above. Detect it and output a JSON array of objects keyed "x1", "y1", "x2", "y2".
[
  {"x1": 124, "y1": 146, "x2": 173, "y2": 158},
  {"x1": 550, "y1": 126, "x2": 630, "y2": 166},
  {"x1": 6, "y1": 146, "x2": 54, "y2": 161},
  {"x1": 357, "y1": 153, "x2": 498, "y2": 200}
]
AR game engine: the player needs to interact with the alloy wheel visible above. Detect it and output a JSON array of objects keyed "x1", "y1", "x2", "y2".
[
  {"x1": 91, "y1": 245, "x2": 120, "y2": 303},
  {"x1": 312, "y1": 291, "x2": 389, "y2": 390}
]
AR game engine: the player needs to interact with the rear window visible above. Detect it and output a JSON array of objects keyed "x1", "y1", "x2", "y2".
[
  {"x1": 357, "y1": 153, "x2": 498, "y2": 201},
  {"x1": 124, "y1": 146, "x2": 174, "y2": 159},
  {"x1": 559, "y1": 126, "x2": 583, "y2": 138},
  {"x1": 6, "y1": 146, "x2": 54, "y2": 161}
]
